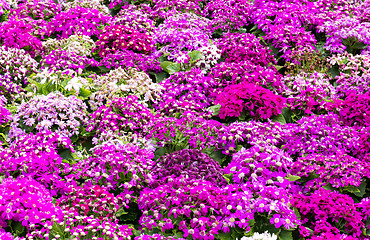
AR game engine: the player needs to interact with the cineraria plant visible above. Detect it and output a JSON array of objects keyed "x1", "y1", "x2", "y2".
[
  {"x1": 27, "y1": 211, "x2": 133, "y2": 240},
  {"x1": 93, "y1": 25, "x2": 154, "y2": 58},
  {"x1": 41, "y1": 49, "x2": 98, "y2": 72},
  {"x1": 0, "y1": 74, "x2": 19, "y2": 101},
  {"x1": 89, "y1": 67, "x2": 163, "y2": 110},
  {"x1": 87, "y1": 95, "x2": 155, "y2": 143},
  {"x1": 277, "y1": 72, "x2": 337, "y2": 115},
  {"x1": 224, "y1": 145, "x2": 299, "y2": 232},
  {"x1": 42, "y1": 34, "x2": 95, "y2": 57},
  {"x1": 56, "y1": 184, "x2": 124, "y2": 221},
  {"x1": 203, "y1": 0, "x2": 252, "y2": 32},
  {"x1": 148, "y1": 115, "x2": 223, "y2": 153},
  {"x1": 281, "y1": 113, "x2": 363, "y2": 157},
  {"x1": 154, "y1": 69, "x2": 217, "y2": 117},
  {"x1": 11, "y1": 91, "x2": 88, "y2": 138},
  {"x1": 0, "y1": 131, "x2": 73, "y2": 195},
  {"x1": 292, "y1": 188, "x2": 365, "y2": 238},
  {"x1": 263, "y1": 25, "x2": 317, "y2": 61},
  {"x1": 0, "y1": 19, "x2": 43, "y2": 56},
  {"x1": 138, "y1": 177, "x2": 227, "y2": 240},
  {"x1": 292, "y1": 152, "x2": 369, "y2": 190},
  {"x1": 151, "y1": 0, "x2": 202, "y2": 19},
  {"x1": 0, "y1": 46, "x2": 38, "y2": 85},
  {"x1": 217, "y1": 33, "x2": 276, "y2": 66},
  {"x1": 217, "y1": 120, "x2": 285, "y2": 156},
  {"x1": 42, "y1": 6, "x2": 112, "y2": 39},
  {"x1": 99, "y1": 49, "x2": 162, "y2": 74},
  {"x1": 150, "y1": 149, "x2": 226, "y2": 188},
  {"x1": 63, "y1": 0, "x2": 110, "y2": 15},
  {"x1": 67, "y1": 140, "x2": 155, "y2": 197},
  {"x1": 208, "y1": 62, "x2": 283, "y2": 94},
  {"x1": 9, "y1": 0, "x2": 61, "y2": 20},
  {"x1": 0, "y1": 177, "x2": 61, "y2": 233},
  {"x1": 338, "y1": 92, "x2": 370, "y2": 127},
  {"x1": 113, "y1": 4, "x2": 155, "y2": 33},
  {"x1": 215, "y1": 82, "x2": 286, "y2": 121}
]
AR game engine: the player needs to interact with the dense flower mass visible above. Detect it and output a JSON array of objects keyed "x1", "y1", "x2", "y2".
[
  {"x1": 2, "y1": 0, "x2": 370, "y2": 239},
  {"x1": 215, "y1": 82, "x2": 286, "y2": 120}
]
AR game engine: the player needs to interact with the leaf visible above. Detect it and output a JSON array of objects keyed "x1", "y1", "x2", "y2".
[
  {"x1": 278, "y1": 230, "x2": 293, "y2": 240},
  {"x1": 207, "y1": 104, "x2": 221, "y2": 116},
  {"x1": 12, "y1": 220, "x2": 26, "y2": 236},
  {"x1": 188, "y1": 50, "x2": 203, "y2": 62},
  {"x1": 58, "y1": 149, "x2": 74, "y2": 160},
  {"x1": 353, "y1": 42, "x2": 367, "y2": 50},
  {"x1": 223, "y1": 174, "x2": 233, "y2": 184},
  {"x1": 160, "y1": 61, "x2": 173, "y2": 72},
  {"x1": 272, "y1": 113, "x2": 286, "y2": 124},
  {"x1": 285, "y1": 174, "x2": 301, "y2": 182},
  {"x1": 210, "y1": 150, "x2": 225, "y2": 165},
  {"x1": 329, "y1": 65, "x2": 340, "y2": 79},
  {"x1": 154, "y1": 72, "x2": 168, "y2": 83},
  {"x1": 166, "y1": 63, "x2": 181, "y2": 74},
  {"x1": 238, "y1": 111, "x2": 247, "y2": 121},
  {"x1": 273, "y1": 65, "x2": 284, "y2": 71},
  {"x1": 97, "y1": 65, "x2": 111, "y2": 73},
  {"x1": 354, "y1": 180, "x2": 367, "y2": 197},
  {"x1": 343, "y1": 185, "x2": 360, "y2": 194},
  {"x1": 79, "y1": 88, "x2": 91, "y2": 99}
]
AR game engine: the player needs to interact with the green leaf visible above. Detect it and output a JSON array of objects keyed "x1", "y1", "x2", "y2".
[
  {"x1": 79, "y1": 88, "x2": 91, "y2": 98},
  {"x1": 343, "y1": 185, "x2": 360, "y2": 194},
  {"x1": 12, "y1": 221, "x2": 26, "y2": 236},
  {"x1": 59, "y1": 149, "x2": 74, "y2": 160},
  {"x1": 278, "y1": 230, "x2": 293, "y2": 240},
  {"x1": 160, "y1": 61, "x2": 173, "y2": 72},
  {"x1": 353, "y1": 42, "x2": 367, "y2": 50},
  {"x1": 188, "y1": 50, "x2": 203, "y2": 62},
  {"x1": 97, "y1": 66, "x2": 111, "y2": 73},
  {"x1": 273, "y1": 65, "x2": 284, "y2": 71},
  {"x1": 238, "y1": 111, "x2": 247, "y2": 121},
  {"x1": 207, "y1": 104, "x2": 221, "y2": 116},
  {"x1": 272, "y1": 113, "x2": 286, "y2": 124},
  {"x1": 223, "y1": 173, "x2": 233, "y2": 184},
  {"x1": 154, "y1": 72, "x2": 168, "y2": 83},
  {"x1": 323, "y1": 183, "x2": 336, "y2": 191},
  {"x1": 285, "y1": 174, "x2": 301, "y2": 182},
  {"x1": 166, "y1": 63, "x2": 181, "y2": 74},
  {"x1": 354, "y1": 180, "x2": 367, "y2": 197}
]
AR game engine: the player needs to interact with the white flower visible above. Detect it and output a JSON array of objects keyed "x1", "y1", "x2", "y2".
[
  {"x1": 240, "y1": 231, "x2": 278, "y2": 240},
  {"x1": 65, "y1": 77, "x2": 84, "y2": 94}
]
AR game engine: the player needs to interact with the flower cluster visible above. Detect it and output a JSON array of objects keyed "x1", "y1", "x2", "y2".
[
  {"x1": 68, "y1": 141, "x2": 155, "y2": 198},
  {"x1": 0, "y1": 177, "x2": 61, "y2": 229},
  {"x1": 89, "y1": 67, "x2": 163, "y2": 109},
  {"x1": 292, "y1": 188, "x2": 364, "y2": 238},
  {"x1": 151, "y1": 149, "x2": 226, "y2": 187},
  {"x1": 217, "y1": 33, "x2": 276, "y2": 66},
  {"x1": 0, "y1": 47, "x2": 38, "y2": 85},
  {"x1": 94, "y1": 25, "x2": 153, "y2": 57},
  {"x1": 0, "y1": 19, "x2": 43, "y2": 56},
  {"x1": 12, "y1": 92, "x2": 88, "y2": 138},
  {"x1": 87, "y1": 95, "x2": 154, "y2": 143},
  {"x1": 41, "y1": 49, "x2": 97, "y2": 71},
  {"x1": 278, "y1": 72, "x2": 337, "y2": 114},
  {"x1": 0, "y1": 131, "x2": 72, "y2": 195},
  {"x1": 292, "y1": 152, "x2": 369, "y2": 189},
  {"x1": 139, "y1": 177, "x2": 227, "y2": 239},
  {"x1": 155, "y1": 69, "x2": 217, "y2": 117},
  {"x1": 215, "y1": 82, "x2": 286, "y2": 120},
  {"x1": 42, "y1": 34, "x2": 95, "y2": 57},
  {"x1": 42, "y1": 6, "x2": 112, "y2": 39}
]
